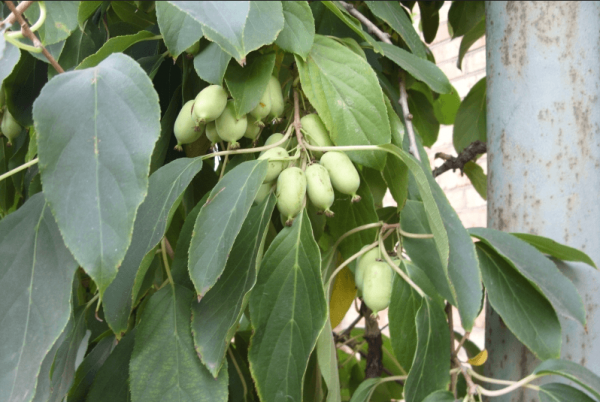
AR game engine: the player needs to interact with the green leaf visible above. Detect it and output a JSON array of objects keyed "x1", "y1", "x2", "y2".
[
  {"x1": 365, "y1": 1, "x2": 427, "y2": 58},
  {"x1": 276, "y1": 1, "x2": 315, "y2": 60},
  {"x1": 389, "y1": 262, "x2": 421, "y2": 373},
  {"x1": 67, "y1": 335, "x2": 115, "y2": 402},
  {"x1": 453, "y1": 77, "x2": 486, "y2": 153},
  {"x1": 534, "y1": 359, "x2": 600, "y2": 400},
  {"x1": 169, "y1": 1, "x2": 284, "y2": 64},
  {"x1": 448, "y1": 1, "x2": 485, "y2": 38},
  {"x1": 111, "y1": 1, "x2": 156, "y2": 30},
  {"x1": 469, "y1": 227, "x2": 587, "y2": 325},
  {"x1": 0, "y1": 194, "x2": 78, "y2": 402},
  {"x1": 349, "y1": 378, "x2": 382, "y2": 402},
  {"x1": 76, "y1": 30, "x2": 157, "y2": 69},
  {"x1": 0, "y1": 37, "x2": 20, "y2": 89},
  {"x1": 48, "y1": 306, "x2": 88, "y2": 402},
  {"x1": 87, "y1": 330, "x2": 136, "y2": 402},
  {"x1": 404, "y1": 298, "x2": 451, "y2": 402},
  {"x1": 225, "y1": 52, "x2": 276, "y2": 118},
  {"x1": 463, "y1": 161, "x2": 487, "y2": 200},
  {"x1": 418, "y1": 2, "x2": 444, "y2": 44},
  {"x1": 378, "y1": 42, "x2": 452, "y2": 94},
  {"x1": 249, "y1": 210, "x2": 328, "y2": 402},
  {"x1": 317, "y1": 318, "x2": 342, "y2": 402},
  {"x1": 31, "y1": 331, "x2": 65, "y2": 402},
  {"x1": 77, "y1": 1, "x2": 101, "y2": 27},
  {"x1": 24, "y1": 1, "x2": 79, "y2": 46},
  {"x1": 539, "y1": 383, "x2": 597, "y2": 402},
  {"x1": 296, "y1": 35, "x2": 391, "y2": 169},
  {"x1": 193, "y1": 40, "x2": 231, "y2": 86},
  {"x1": 432, "y1": 85, "x2": 461, "y2": 125},
  {"x1": 423, "y1": 390, "x2": 456, "y2": 402},
  {"x1": 329, "y1": 177, "x2": 379, "y2": 261},
  {"x1": 103, "y1": 157, "x2": 203, "y2": 335},
  {"x1": 49, "y1": 23, "x2": 104, "y2": 78},
  {"x1": 188, "y1": 160, "x2": 268, "y2": 296},
  {"x1": 511, "y1": 233, "x2": 597, "y2": 269},
  {"x1": 321, "y1": 2, "x2": 383, "y2": 55},
  {"x1": 34, "y1": 53, "x2": 161, "y2": 294},
  {"x1": 192, "y1": 194, "x2": 276, "y2": 376},
  {"x1": 476, "y1": 243, "x2": 561, "y2": 360},
  {"x1": 457, "y1": 16, "x2": 485, "y2": 70},
  {"x1": 150, "y1": 88, "x2": 181, "y2": 174},
  {"x1": 156, "y1": 1, "x2": 203, "y2": 58},
  {"x1": 130, "y1": 285, "x2": 229, "y2": 402},
  {"x1": 408, "y1": 89, "x2": 439, "y2": 147}
]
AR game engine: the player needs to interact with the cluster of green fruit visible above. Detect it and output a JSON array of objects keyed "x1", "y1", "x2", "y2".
[
  {"x1": 354, "y1": 246, "x2": 395, "y2": 314},
  {"x1": 256, "y1": 113, "x2": 362, "y2": 226},
  {"x1": 173, "y1": 76, "x2": 285, "y2": 151},
  {"x1": 0, "y1": 90, "x2": 23, "y2": 146}
]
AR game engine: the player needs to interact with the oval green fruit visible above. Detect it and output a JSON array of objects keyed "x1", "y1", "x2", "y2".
[
  {"x1": 250, "y1": 86, "x2": 271, "y2": 125},
  {"x1": 244, "y1": 115, "x2": 261, "y2": 140},
  {"x1": 193, "y1": 85, "x2": 228, "y2": 123},
  {"x1": 1, "y1": 109, "x2": 22, "y2": 146},
  {"x1": 267, "y1": 75, "x2": 284, "y2": 121},
  {"x1": 174, "y1": 100, "x2": 204, "y2": 151},
  {"x1": 320, "y1": 151, "x2": 361, "y2": 202},
  {"x1": 305, "y1": 163, "x2": 335, "y2": 217},
  {"x1": 355, "y1": 246, "x2": 381, "y2": 292},
  {"x1": 276, "y1": 167, "x2": 307, "y2": 225},
  {"x1": 205, "y1": 121, "x2": 220, "y2": 145},
  {"x1": 215, "y1": 100, "x2": 248, "y2": 149},
  {"x1": 260, "y1": 133, "x2": 292, "y2": 156},
  {"x1": 254, "y1": 182, "x2": 273, "y2": 204},
  {"x1": 258, "y1": 146, "x2": 288, "y2": 183},
  {"x1": 363, "y1": 261, "x2": 393, "y2": 314},
  {"x1": 300, "y1": 114, "x2": 333, "y2": 158}
]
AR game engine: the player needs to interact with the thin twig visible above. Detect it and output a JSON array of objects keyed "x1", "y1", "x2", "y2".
[
  {"x1": 338, "y1": 1, "x2": 391, "y2": 42},
  {"x1": 432, "y1": 140, "x2": 487, "y2": 177},
  {"x1": 339, "y1": 314, "x2": 363, "y2": 338},
  {"x1": 0, "y1": 0, "x2": 33, "y2": 29},
  {"x1": 456, "y1": 331, "x2": 471, "y2": 355},
  {"x1": 293, "y1": 90, "x2": 307, "y2": 153},
  {"x1": 454, "y1": 356, "x2": 478, "y2": 396},
  {"x1": 4, "y1": 1, "x2": 65, "y2": 73},
  {"x1": 0, "y1": 157, "x2": 38, "y2": 183},
  {"x1": 447, "y1": 304, "x2": 458, "y2": 397}
]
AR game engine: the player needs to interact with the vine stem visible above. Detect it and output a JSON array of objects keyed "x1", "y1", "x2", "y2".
[
  {"x1": 219, "y1": 143, "x2": 231, "y2": 180},
  {"x1": 476, "y1": 373, "x2": 542, "y2": 397},
  {"x1": 161, "y1": 237, "x2": 174, "y2": 287},
  {"x1": 0, "y1": 157, "x2": 38, "y2": 182},
  {"x1": 378, "y1": 227, "x2": 425, "y2": 297},
  {"x1": 467, "y1": 369, "x2": 541, "y2": 391},
  {"x1": 293, "y1": 90, "x2": 307, "y2": 154},
  {"x1": 0, "y1": 0, "x2": 33, "y2": 29},
  {"x1": 203, "y1": 124, "x2": 294, "y2": 160},
  {"x1": 227, "y1": 348, "x2": 249, "y2": 399},
  {"x1": 399, "y1": 227, "x2": 434, "y2": 239}
]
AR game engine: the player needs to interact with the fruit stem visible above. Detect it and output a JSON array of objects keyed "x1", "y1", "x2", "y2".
[
  {"x1": 201, "y1": 125, "x2": 294, "y2": 160},
  {"x1": 398, "y1": 227, "x2": 434, "y2": 239},
  {"x1": 474, "y1": 373, "x2": 542, "y2": 397},
  {"x1": 219, "y1": 143, "x2": 231, "y2": 180},
  {"x1": 378, "y1": 227, "x2": 425, "y2": 297},
  {"x1": 0, "y1": 157, "x2": 38, "y2": 183},
  {"x1": 161, "y1": 237, "x2": 174, "y2": 288}
]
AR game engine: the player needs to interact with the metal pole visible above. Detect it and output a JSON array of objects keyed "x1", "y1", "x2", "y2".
[{"x1": 486, "y1": 2, "x2": 600, "y2": 401}]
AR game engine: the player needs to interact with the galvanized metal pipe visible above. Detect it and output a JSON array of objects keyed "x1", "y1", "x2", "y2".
[{"x1": 486, "y1": 1, "x2": 600, "y2": 400}]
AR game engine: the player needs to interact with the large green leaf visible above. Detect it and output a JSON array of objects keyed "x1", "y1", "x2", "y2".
[
  {"x1": 534, "y1": 359, "x2": 600, "y2": 400},
  {"x1": 103, "y1": 157, "x2": 203, "y2": 335},
  {"x1": 193, "y1": 40, "x2": 231, "y2": 86},
  {"x1": 276, "y1": 1, "x2": 315, "y2": 60},
  {"x1": 31, "y1": 332, "x2": 64, "y2": 402},
  {"x1": 511, "y1": 233, "x2": 597, "y2": 269},
  {"x1": 192, "y1": 194, "x2": 276, "y2": 377},
  {"x1": 87, "y1": 330, "x2": 136, "y2": 402},
  {"x1": 423, "y1": 390, "x2": 455, "y2": 402},
  {"x1": 365, "y1": 1, "x2": 427, "y2": 58},
  {"x1": 404, "y1": 298, "x2": 450, "y2": 402},
  {"x1": 0, "y1": 194, "x2": 78, "y2": 402},
  {"x1": 408, "y1": 89, "x2": 439, "y2": 147},
  {"x1": 296, "y1": 35, "x2": 391, "y2": 169},
  {"x1": 49, "y1": 23, "x2": 104, "y2": 78},
  {"x1": 453, "y1": 77, "x2": 486, "y2": 153},
  {"x1": 457, "y1": 16, "x2": 485, "y2": 70},
  {"x1": 0, "y1": 37, "x2": 20, "y2": 89},
  {"x1": 476, "y1": 243, "x2": 561, "y2": 360},
  {"x1": 469, "y1": 227, "x2": 586, "y2": 325},
  {"x1": 418, "y1": 1, "x2": 444, "y2": 44},
  {"x1": 168, "y1": 1, "x2": 284, "y2": 64},
  {"x1": 448, "y1": 1, "x2": 485, "y2": 38},
  {"x1": 349, "y1": 378, "x2": 383, "y2": 402},
  {"x1": 378, "y1": 42, "x2": 452, "y2": 94},
  {"x1": 156, "y1": 1, "x2": 203, "y2": 58},
  {"x1": 462, "y1": 161, "x2": 487, "y2": 200},
  {"x1": 321, "y1": 2, "x2": 383, "y2": 54},
  {"x1": 76, "y1": 30, "x2": 157, "y2": 69},
  {"x1": 249, "y1": 210, "x2": 327, "y2": 402},
  {"x1": 539, "y1": 383, "x2": 597, "y2": 402},
  {"x1": 188, "y1": 160, "x2": 268, "y2": 296},
  {"x1": 67, "y1": 335, "x2": 114, "y2": 402},
  {"x1": 389, "y1": 262, "x2": 421, "y2": 373},
  {"x1": 130, "y1": 285, "x2": 229, "y2": 402},
  {"x1": 24, "y1": 1, "x2": 79, "y2": 46},
  {"x1": 316, "y1": 318, "x2": 342, "y2": 402},
  {"x1": 432, "y1": 85, "x2": 461, "y2": 125},
  {"x1": 225, "y1": 52, "x2": 276, "y2": 118},
  {"x1": 77, "y1": 1, "x2": 101, "y2": 27},
  {"x1": 34, "y1": 53, "x2": 161, "y2": 294}
]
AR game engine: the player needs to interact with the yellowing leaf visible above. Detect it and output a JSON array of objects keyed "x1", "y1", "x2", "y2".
[
  {"x1": 330, "y1": 266, "x2": 357, "y2": 328},
  {"x1": 468, "y1": 349, "x2": 488, "y2": 366}
]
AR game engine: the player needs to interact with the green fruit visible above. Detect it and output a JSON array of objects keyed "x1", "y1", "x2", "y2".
[
  {"x1": 255, "y1": 182, "x2": 273, "y2": 204},
  {"x1": 276, "y1": 167, "x2": 306, "y2": 225},
  {"x1": 215, "y1": 100, "x2": 247, "y2": 149},
  {"x1": 205, "y1": 121, "x2": 220, "y2": 145},
  {"x1": 258, "y1": 147, "x2": 288, "y2": 183},
  {"x1": 267, "y1": 75, "x2": 284, "y2": 121},
  {"x1": 244, "y1": 115, "x2": 261, "y2": 140},
  {"x1": 320, "y1": 151, "x2": 361, "y2": 202},
  {"x1": 1, "y1": 109, "x2": 22, "y2": 146},
  {"x1": 250, "y1": 86, "x2": 271, "y2": 125},
  {"x1": 300, "y1": 114, "x2": 333, "y2": 158},
  {"x1": 0, "y1": 88, "x2": 5, "y2": 108},
  {"x1": 355, "y1": 246, "x2": 381, "y2": 292},
  {"x1": 362, "y1": 261, "x2": 393, "y2": 314},
  {"x1": 174, "y1": 100, "x2": 204, "y2": 151},
  {"x1": 193, "y1": 85, "x2": 228, "y2": 123},
  {"x1": 260, "y1": 133, "x2": 290, "y2": 156},
  {"x1": 305, "y1": 163, "x2": 334, "y2": 217}
]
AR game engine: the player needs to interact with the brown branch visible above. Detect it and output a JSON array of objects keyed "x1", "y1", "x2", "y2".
[
  {"x1": 4, "y1": 1, "x2": 65, "y2": 74},
  {"x1": 0, "y1": 0, "x2": 33, "y2": 29},
  {"x1": 361, "y1": 301, "x2": 383, "y2": 379},
  {"x1": 432, "y1": 140, "x2": 487, "y2": 177}
]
